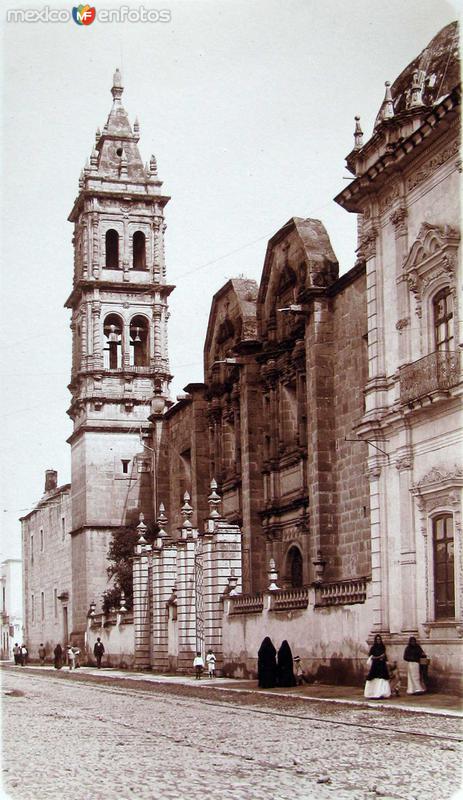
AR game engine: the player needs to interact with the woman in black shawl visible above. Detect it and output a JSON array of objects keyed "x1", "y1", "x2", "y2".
[
  {"x1": 53, "y1": 643, "x2": 63, "y2": 670},
  {"x1": 257, "y1": 636, "x2": 277, "y2": 688},
  {"x1": 364, "y1": 634, "x2": 391, "y2": 698},
  {"x1": 403, "y1": 636, "x2": 426, "y2": 694},
  {"x1": 277, "y1": 640, "x2": 296, "y2": 687}
]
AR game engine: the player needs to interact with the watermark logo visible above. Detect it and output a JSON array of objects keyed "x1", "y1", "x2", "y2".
[
  {"x1": 72, "y1": 4, "x2": 96, "y2": 25},
  {"x1": 6, "y1": 5, "x2": 171, "y2": 23}
]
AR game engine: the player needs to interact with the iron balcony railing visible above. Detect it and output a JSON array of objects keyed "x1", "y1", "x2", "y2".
[{"x1": 399, "y1": 350, "x2": 460, "y2": 404}]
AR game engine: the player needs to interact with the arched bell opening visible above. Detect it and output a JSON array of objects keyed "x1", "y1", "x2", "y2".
[
  {"x1": 132, "y1": 231, "x2": 146, "y2": 270},
  {"x1": 105, "y1": 229, "x2": 119, "y2": 269},
  {"x1": 129, "y1": 315, "x2": 149, "y2": 366},
  {"x1": 103, "y1": 314, "x2": 123, "y2": 369}
]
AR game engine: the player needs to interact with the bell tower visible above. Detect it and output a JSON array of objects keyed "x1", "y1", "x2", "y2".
[{"x1": 65, "y1": 69, "x2": 173, "y2": 636}]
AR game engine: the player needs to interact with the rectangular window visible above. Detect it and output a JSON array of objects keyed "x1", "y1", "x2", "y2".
[
  {"x1": 433, "y1": 514, "x2": 455, "y2": 619},
  {"x1": 31, "y1": 535, "x2": 34, "y2": 565},
  {"x1": 54, "y1": 589, "x2": 58, "y2": 619},
  {"x1": 31, "y1": 594, "x2": 35, "y2": 623},
  {"x1": 40, "y1": 527, "x2": 44, "y2": 552},
  {"x1": 61, "y1": 517, "x2": 66, "y2": 541},
  {"x1": 41, "y1": 591, "x2": 45, "y2": 621},
  {"x1": 121, "y1": 459, "x2": 130, "y2": 475}
]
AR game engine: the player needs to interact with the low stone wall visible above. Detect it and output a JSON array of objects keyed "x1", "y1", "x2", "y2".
[
  {"x1": 86, "y1": 613, "x2": 135, "y2": 669},
  {"x1": 222, "y1": 588, "x2": 374, "y2": 686}
]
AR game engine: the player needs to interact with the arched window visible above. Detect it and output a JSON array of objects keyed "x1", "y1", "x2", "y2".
[
  {"x1": 433, "y1": 514, "x2": 454, "y2": 619},
  {"x1": 286, "y1": 546, "x2": 303, "y2": 588},
  {"x1": 132, "y1": 231, "x2": 146, "y2": 270},
  {"x1": 103, "y1": 315, "x2": 123, "y2": 369},
  {"x1": 433, "y1": 288, "x2": 453, "y2": 351},
  {"x1": 129, "y1": 315, "x2": 149, "y2": 366},
  {"x1": 105, "y1": 229, "x2": 119, "y2": 269}
]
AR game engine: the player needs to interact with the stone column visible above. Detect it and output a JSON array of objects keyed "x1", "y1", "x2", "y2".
[
  {"x1": 367, "y1": 461, "x2": 389, "y2": 633},
  {"x1": 175, "y1": 536, "x2": 197, "y2": 673},
  {"x1": 132, "y1": 515, "x2": 151, "y2": 669},
  {"x1": 396, "y1": 450, "x2": 417, "y2": 632},
  {"x1": 91, "y1": 213, "x2": 100, "y2": 279},
  {"x1": 153, "y1": 217, "x2": 162, "y2": 283},
  {"x1": 390, "y1": 206, "x2": 411, "y2": 368},
  {"x1": 80, "y1": 304, "x2": 88, "y2": 366},
  {"x1": 91, "y1": 301, "x2": 102, "y2": 368}
]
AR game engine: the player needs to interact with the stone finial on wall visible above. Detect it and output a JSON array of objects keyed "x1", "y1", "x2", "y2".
[
  {"x1": 267, "y1": 558, "x2": 280, "y2": 591},
  {"x1": 208, "y1": 479, "x2": 222, "y2": 519}
]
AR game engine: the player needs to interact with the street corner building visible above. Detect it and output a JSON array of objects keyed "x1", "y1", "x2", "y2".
[{"x1": 21, "y1": 23, "x2": 462, "y2": 691}]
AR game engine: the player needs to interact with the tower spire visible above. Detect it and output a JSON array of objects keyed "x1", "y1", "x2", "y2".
[{"x1": 111, "y1": 67, "x2": 124, "y2": 104}]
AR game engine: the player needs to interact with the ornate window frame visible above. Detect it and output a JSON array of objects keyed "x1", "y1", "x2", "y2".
[
  {"x1": 403, "y1": 223, "x2": 459, "y2": 353},
  {"x1": 411, "y1": 466, "x2": 463, "y2": 633}
]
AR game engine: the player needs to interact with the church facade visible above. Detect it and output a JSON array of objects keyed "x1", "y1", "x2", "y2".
[{"x1": 22, "y1": 23, "x2": 461, "y2": 690}]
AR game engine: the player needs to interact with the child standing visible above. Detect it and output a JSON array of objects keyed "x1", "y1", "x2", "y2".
[
  {"x1": 389, "y1": 660, "x2": 401, "y2": 696},
  {"x1": 206, "y1": 649, "x2": 217, "y2": 678},
  {"x1": 193, "y1": 651, "x2": 204, "y2": 679}
]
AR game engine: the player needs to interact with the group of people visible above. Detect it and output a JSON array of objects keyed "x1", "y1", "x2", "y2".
[
  {"x1": 365, "y1": 635, "x2": 429, "y2": 698},
  {"x1": 257, "y1": 637, "x2": 299, "y2": 688},
  {"x1": 193, "y1": 649, "x2": 216, "y2": 679},
  {"x1": 12, "y1": 643, "x2": 28, "y2": 665}
]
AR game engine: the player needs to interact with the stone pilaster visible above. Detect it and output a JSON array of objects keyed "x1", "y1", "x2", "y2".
[
  {"x1": 133, "y1": 543, "x2": 151, "y2": 669},
  {"x1": 396, "y1": 450, "x2": 417, "y2": 631},
  {"x1": 175, "y1": 536, "x2": 197, "y2": 672}
]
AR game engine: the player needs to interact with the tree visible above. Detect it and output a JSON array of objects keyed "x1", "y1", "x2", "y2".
[{"x1": 102, "y1": 522, "x2": 157, "y2": 613}]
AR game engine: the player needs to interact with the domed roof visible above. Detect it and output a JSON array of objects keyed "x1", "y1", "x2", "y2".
[{"x1": 375, "y1": 21, "x2": 459, "y2": 128}]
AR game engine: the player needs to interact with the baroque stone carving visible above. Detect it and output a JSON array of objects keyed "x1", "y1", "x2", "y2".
[
  {"x1": 395, "y1": 317, "x2": 409, "y2": 331},
  {"x1": 414, "y1": 465, "x2": 463, "y2": 489},
  {"x1": 390, "y1": 206, "x2": 407, "y2": 235},
  {"x1": 407, "y1": 139, "x2": 459, "y2": 191}
]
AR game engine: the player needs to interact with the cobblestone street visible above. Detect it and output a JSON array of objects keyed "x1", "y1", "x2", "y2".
[{"x1": 2, "y1": 669, "x2": 462, "y2": 800}]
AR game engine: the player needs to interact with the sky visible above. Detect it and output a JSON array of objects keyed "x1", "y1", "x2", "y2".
[{"x1": 0, "y1": 0, "x2": 458, "y2": 560}]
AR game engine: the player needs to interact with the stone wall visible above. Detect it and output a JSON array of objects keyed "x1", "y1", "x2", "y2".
[
  {"x1": 86, "y1": 613, "x2": 135, "y2": 668},
  {"x1": 331, "y1": 266, "x2": 371, "y2": 578},
  {"x1": 20, "y1": 480, "x2": 72, "y2": 658}
]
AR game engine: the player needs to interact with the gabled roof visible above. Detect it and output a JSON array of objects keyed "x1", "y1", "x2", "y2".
[{"x1": 204, "y1": 278, "x2": 258, "y2": 370}]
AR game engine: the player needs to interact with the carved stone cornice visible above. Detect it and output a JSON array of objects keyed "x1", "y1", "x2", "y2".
[{"x1": 407, "y1": 138, "x2": 460, "y2": 192}]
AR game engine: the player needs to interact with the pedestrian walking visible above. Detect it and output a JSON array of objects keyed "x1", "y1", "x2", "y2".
[
  {"x1": 93, "y1": 637, "x2": 105, "y2": 668},
  {"x1": 20, "y1": 645, "x2": 28, "y2": 666},
  {"x1": 38, "y1": 643, "x2": 46, "y2": 665},
  {"x1": 53, "y1": 643, "x2": 63, "y2": 670},
  {"x1": 364, "y1": 634, "x2": 391, "y2": 699},
  {"x1": 403, "y1": 636, "x2": 427, "y2": 695},
  {"x1": 257, "y1": 636, "x2": 277, "y2": 688},
  {"x1": 205, "y1": 648, "x2": 216, "y2": 678},
  {"x1": 68, "y1": 645, "x2": 76, "y2": 671},
  {"x1": 193, "y1": 651, "x2": 204, "y2": 679},
  {"x1": 13, "y1": 643, "x2": 21, "y2": 665},
  {"x1": 277, "y1": 640, "x2": 296, "y2": 687}
]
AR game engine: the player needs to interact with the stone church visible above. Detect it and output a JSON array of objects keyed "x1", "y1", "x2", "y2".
[{"x1": 21, "y1": 22, "x2": 461, "y2": 690}]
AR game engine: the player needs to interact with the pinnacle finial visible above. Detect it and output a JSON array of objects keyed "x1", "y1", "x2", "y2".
[
  {"x1": 381, "y1": 81, "x2": 394, "y2": 120},
  {"x1": 111, "y1": 68, "x2": 124, "y2": 102},
  {"x1": 408, "y1": 69, "x2": 425, "y2": 109},
  {"x1": 353, "y1": 115, "x2": 363, "y2": 149}
]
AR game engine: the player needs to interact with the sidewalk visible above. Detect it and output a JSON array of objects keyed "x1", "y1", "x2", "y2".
[{"x1": 3, "y1": 662, "x2": 462, "y2": 717}]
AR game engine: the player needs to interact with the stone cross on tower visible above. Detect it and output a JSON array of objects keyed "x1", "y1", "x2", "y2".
[{"x1": 65, "y1": 69, "x2": 174, "y2": 639}]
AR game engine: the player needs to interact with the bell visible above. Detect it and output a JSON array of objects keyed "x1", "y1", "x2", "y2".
[
  {"x1": 131, "y1": 326, "x2": 142, "y2": 342},
  {"x1": 107, "y1": 324, "x2": 120, "y2": 342}
]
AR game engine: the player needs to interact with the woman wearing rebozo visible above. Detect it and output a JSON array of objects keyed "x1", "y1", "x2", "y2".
[
  {"x1": 364, "y1": 634, "x2": 391, "y2": 699},
  {"x1": 403, "y1": 636, "x2": 427, "y2": 695}
]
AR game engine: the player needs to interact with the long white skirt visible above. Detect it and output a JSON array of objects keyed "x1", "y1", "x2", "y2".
[
  {"x1": 364, "y1": 678, "x2": 391, "y2": 699},
  {"x1": 406, "y1": 661, "x2": 425, "y2": 694}
]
